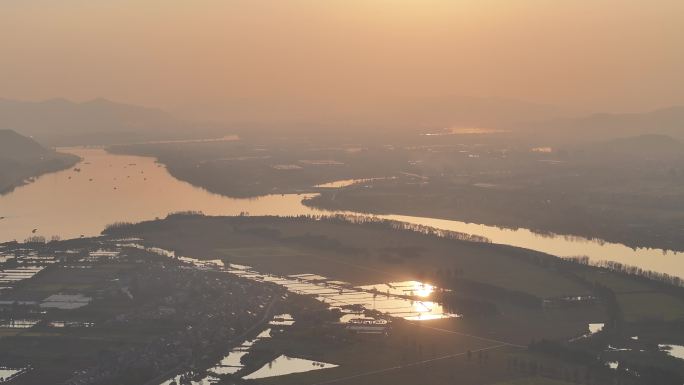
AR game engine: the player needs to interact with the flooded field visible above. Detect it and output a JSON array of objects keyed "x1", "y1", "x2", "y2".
[
  {"x1": 0, "y1": 367, "x2": 28, "y2": 383},
  {"x1": 0, "y1": 319, "x2": 39, "y2": 329},
  {"x1": 1, "y1": 148, "x2": 684, "y2": 280},
  {"x1": 126, "y1": 243, "x2": 456, "y2": 321},
  {"x1": 315, "y1": 177, "x2": 391, "y2": 188},
  {"x1": 40, "y1": 293, "x2": 92, "y2": 309},
  {"x1": 207, "y1": 329, "x2": 273, "y2": 376},
  {"x1": 243, "y1": 355, "x2": 338, "y2": 380},
  {"x1": 157, "y1": 295, "x2": 328, "y2": 384},
  {"x1": 660, "y1": 344, "x2": 684, "y2": 361},
  {"x1": 0, "y1": 267, "x2": 44, "y2": 286},
  {"x1": 228, "y1": 268, "x2": 456, "y2": 321}
]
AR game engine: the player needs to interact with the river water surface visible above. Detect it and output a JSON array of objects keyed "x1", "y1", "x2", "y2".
[{"x1": 0, "y1": 148, "x2": 682, "y2": 278}]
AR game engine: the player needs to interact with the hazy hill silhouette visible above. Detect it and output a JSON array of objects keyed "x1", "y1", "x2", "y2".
[
  {"x1": 371, "y1": 95, "x2": 585, "y2": 130},
  {"x1": 0, "y1": 129, "x2": 78, "y2": 193},
  {"x1": 0, "y1": 98, "x2": 199, "y2": 146},
  {"x1": 573, "y1": 134, "x2": 684, "y2": 164},
  {"x1": 525, "y1": 106, "x2": 684, "y2": 143},
  {"x1": 0, "y1": 129, "x2": 52, "y2": 161},
  {"x1": 216, "y1": 95, "x2": 587, "y2": 141},
  {"x1": 2, "y1": 96, "x2": 682, "y2": 145}
]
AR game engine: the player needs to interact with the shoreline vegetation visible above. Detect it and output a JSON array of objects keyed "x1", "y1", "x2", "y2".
[
  {"x1": 0, "y1": 154, "x2": 80, "y2": 195},
  {"x1": 107, "y1": 134, "x2": 684, "y2": 253},
  {"x1": 303, "y1": 182, "x2": 684, "y2": 252},
  {"x1": 106, "y1": 212, "x2": 684, "y2": 290},
  {"x1": 0, "y1": 130, "x2": 80, "y2": 195}
]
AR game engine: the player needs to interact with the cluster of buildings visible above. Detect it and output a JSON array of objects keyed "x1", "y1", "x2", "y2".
[{"x1": 64, "y1": 262, "x2": 281, "y2": 385}]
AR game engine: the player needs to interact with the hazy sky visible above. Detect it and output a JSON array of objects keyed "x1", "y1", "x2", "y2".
[{"x1": 1, "y1": 0, "x2": 683, "y2": 120}]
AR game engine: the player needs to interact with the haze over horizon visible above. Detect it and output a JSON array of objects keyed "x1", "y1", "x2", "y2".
[
  {"x1": 4, "y1": 3, "x2": 684, "y2": 384},
  {"x1": 2, "y1": 0, "x2": 683, "y2": 124}
]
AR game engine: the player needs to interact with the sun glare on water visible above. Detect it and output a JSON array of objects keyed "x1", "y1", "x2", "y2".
[{"x1": 413, "y1": 282, "x2": 434, "y2": 298}]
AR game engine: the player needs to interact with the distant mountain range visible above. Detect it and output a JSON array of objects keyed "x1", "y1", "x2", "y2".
[
  {"x1": 0, "y1": 98, "x2": 219, "y2": 146},
  {"x1": 227, "y1": 95, "x2": 588, "y2": 137},
  {"x1": 0, "y1": 96, "x2": 682, "y2": 145},
  {"x1": 385, "y1": 99, "x2": 684, "y2": 144},
  {"x1": 574, "y1": 134, "x2": 684, "y2": 165},
  {"x1": 371, "y1": 95, "x2": 587, "y2": 130},
  {"x1": 523, "y1": 106, "x2": 684, "y2": 143},
  {"x1": 190, "y1": 97, "x2": 684, "y2": 142},
  {"x1": 0, "y1": 130, "x2": 78, "y2": 193}
]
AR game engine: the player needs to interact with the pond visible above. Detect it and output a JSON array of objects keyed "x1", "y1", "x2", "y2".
[
  {"x1": 314, "y1": 177, "x2": 391, "y2": 188},
  {"x1": 0, "y1": 319, "x2": 39, "y2": 329},
  {"x1": 243, "y1": 355, "x2": 338, "y2": 380},
  {"x1": 207, "y1": 329, "x2": 272, "y2": 376},
  {"x1": 0, "y1": 367, "x2": 27, "y2": 383},
  {"x1": 659, "y1": 344, "x2": 684, "y2": 360}
]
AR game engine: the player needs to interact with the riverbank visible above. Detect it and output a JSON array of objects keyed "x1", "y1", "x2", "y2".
[
  {"x1": 303, "y1": 179, "x2": 684, "y2": 253},
  {"x1": 2, "y1": 147, "x2": 684, "y2": 282},
  {"x1": 106, "y1": 133, "x2": 684, "y2": 253},
  {"x1": 0, "y1": 149, "x2": 79, "y2": 196}
]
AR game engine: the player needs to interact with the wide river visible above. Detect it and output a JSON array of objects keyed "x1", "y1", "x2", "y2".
[{"x1": 1, "y1": 148, "x2": 682, "y2": 278}]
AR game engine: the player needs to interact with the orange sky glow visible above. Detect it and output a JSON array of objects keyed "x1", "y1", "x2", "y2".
[{"x1": 1, "y1": 0, "x2": 682, "y2": 121}]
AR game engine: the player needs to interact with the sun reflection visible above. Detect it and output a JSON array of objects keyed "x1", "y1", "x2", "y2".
[
  {"x1": 407, "y1": 302, "x2": 447, "y2": 321},
  {"x1": 412, "y1": 281, "x2": 433, "y2": 298},
  {"x1": 413, "y1": 301, "x2": 432, "y2": 313},
  {"x1": 324, "y1": 280, "x2": 458, "y2": 320}
]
